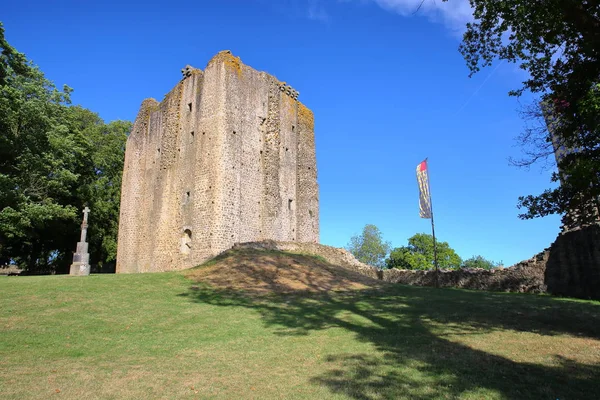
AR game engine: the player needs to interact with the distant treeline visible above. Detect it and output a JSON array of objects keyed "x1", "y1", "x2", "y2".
[{"x1": 347, "y1": 224, "x2": 501, "y2": 270}]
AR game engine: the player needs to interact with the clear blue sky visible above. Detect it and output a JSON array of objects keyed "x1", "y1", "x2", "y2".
[{"x1": 3, "y1": 0, "x2": 561, "y2": 266}]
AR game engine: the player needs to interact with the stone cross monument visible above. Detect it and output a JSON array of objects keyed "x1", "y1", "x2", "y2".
[{"x1": 70, "y1": 207, "x2": 91, "y2": 276}]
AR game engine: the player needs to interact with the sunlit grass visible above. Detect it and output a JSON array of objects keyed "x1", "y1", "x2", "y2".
[{"x1": 1, "y1": 267, "x2": 599, "y2": 399}]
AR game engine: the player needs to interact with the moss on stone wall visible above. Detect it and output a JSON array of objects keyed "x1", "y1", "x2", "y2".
[
  {"x1": 208, "y1": 50, "x2": 242, "y2": 78},
  {"x1": 298, "y1": 103, "x2": 314, "y2": 127}
]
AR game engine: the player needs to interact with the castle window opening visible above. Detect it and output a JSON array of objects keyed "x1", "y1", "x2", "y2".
[
  {"x1": 288, "y1": 199, "x2": 293, "y2": 210},
  {"x1": 188, "y1": 102, "x2": 192, "y2": 112},
  {"x1": 180, "y1": 229, "x2": 192, "y2": 255}
]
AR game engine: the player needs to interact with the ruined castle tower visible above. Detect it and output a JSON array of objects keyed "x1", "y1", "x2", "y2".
[{"x1": 116, "y1": 51, "x2": 319, "y2": 273}]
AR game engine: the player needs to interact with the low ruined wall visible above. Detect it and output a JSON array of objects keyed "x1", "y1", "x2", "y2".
[
  {"x1": 0, "y1": 265, "x2": 23, "y2": 276},
  {"x1": 233, "y1": 241, "x2": 547, "y2": 292},
  {"x1": 383, "y1": 252, "x2": 548, "y2": 293},
  {"x1": 232, "y1": 226, "x2": 600, "y2": 299}
]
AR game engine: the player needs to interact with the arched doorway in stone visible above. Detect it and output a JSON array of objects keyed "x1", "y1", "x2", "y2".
[{"x1": 181, "y1": 229, "x2": 192, "y2": 256}]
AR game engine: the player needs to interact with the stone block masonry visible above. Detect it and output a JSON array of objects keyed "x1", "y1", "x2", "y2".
[{"x1": 116, "y1": 51, "x2": 319, "y2": 273}]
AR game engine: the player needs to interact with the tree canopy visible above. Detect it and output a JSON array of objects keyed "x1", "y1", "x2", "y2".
[
  {"x1": 452, "y1": 1, "x2": 600, "y2": 225},
  {"x1": 347, "y1": 224, "x2": 391, "y2": 268},
  {"x1": 386, "y1": 233, "x2": 462, "y2": 270},
  {"x1": 0, "y1": 22, "x2": 31, "y2": 87},
  {"x1": 462, "y1": 255, "x2": 500, "y2": 270},
  {"x1": 0, "y1": 23, "x2": 130, "y2": 273}
]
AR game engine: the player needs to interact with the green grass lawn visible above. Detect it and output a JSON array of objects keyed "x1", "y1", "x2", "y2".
[{"x1": 1, "y1": 271, "x2": 599, "y2": 399}]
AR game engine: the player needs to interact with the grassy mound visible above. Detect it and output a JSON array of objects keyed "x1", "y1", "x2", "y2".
[{"x1": 185, "y1": 248, "x2": 384, "y2": 294}]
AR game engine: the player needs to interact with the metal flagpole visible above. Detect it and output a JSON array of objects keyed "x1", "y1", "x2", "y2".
[
  {"x1": 427, "y1": 160, "x2": 439, "y2": 288},
  {"x1": 430, "y1": 208, "x2": 439, "y2": 289},
  {"x1": 417, "y1": 158, "x2": 439, "y2": 288}
]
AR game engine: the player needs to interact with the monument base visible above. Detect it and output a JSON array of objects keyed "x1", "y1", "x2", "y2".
[
  {"x1": 70, "y1": 242, "x2": 90, "y2": 276},
  {"x1": 70, "y1": 262, "x2": 90, "y2": 276}
]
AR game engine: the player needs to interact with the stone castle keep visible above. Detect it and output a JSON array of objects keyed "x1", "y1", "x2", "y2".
[{"x1": 116, "y1": 51, "x2": 319, "y2": 273}]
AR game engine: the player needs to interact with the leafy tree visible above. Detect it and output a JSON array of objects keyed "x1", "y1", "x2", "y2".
[
  {"x1": 0, "y1": 22, "x2": 31, "y2": 86},
  {"x1": 386, "y1": 233, "x2": 462, "y2": 270},
  {"x1": 68, "y1": 107, "x2": 130, "y2": 271},
  {"x1": 0, "y1": 40, "x2": 77, "y2": 272},
  {"x1": 449, "y1": 1, "x2": 600, "y2": 225},
  {"x1": 347, "y1": 224, "x2": 391, "y2": 268},
  {"x1": 462, "y1": 255, "x2": 500, "y2": 270},
  {"x1": 0, "y1": 24, "x2": 130, "y2": 273}
]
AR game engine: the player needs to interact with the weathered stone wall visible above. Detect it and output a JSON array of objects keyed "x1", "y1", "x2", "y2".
[
  {"x1": 116, "y1": 51, "x2": 319, "y2": 273},
  {"x1": 545, "y1": 224, "x2": 600, "y2": 299},
  {"x1": 382, "y1": 252, "x2": 548, "y2": 293},
  {"x1": 117, "y1": 98, "x2": 159, "y2": 272}
]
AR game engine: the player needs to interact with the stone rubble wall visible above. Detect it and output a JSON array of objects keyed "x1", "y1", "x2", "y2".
[
  {"x1": 233, "y1": 241, "x2": 548, "y2": 293},
  {"x1": 382, "y1": 252, "x2": 548, "y2": 293},
  {"x1": 0, "y1": 265, "x2": 23, "y2": 276},
  {"x1": 242, "y1": 224, "x2": 600, "y2": 299}
]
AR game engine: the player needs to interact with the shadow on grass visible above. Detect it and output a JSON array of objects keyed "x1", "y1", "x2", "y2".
[{"x1": 180, "y1": 284, "x2": 600, "y2": 399}]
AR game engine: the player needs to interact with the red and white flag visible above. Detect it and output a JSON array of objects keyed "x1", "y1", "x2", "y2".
[{"x1": 416, "y1": 159, "x2": 432, "y2": 219}]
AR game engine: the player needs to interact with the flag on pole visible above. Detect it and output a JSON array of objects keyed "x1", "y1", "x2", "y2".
[{"x1": 416, "y1": 159, "x2": 432, "y2": 219}]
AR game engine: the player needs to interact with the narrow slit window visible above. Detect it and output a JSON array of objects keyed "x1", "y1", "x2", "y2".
[{"x1": 188, "y1": 102, "x2": 192, "y2": 112}]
